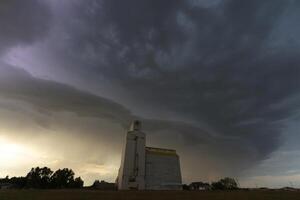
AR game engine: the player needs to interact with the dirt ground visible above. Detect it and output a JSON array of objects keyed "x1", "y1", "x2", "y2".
[{"x1": 1, "y1": 189, "x2": 300, "y2": 200}]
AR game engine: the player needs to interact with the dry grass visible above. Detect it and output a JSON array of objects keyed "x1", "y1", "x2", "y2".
[{"x1": 1, "y1": 189, "x2": 300, "y2": 200}]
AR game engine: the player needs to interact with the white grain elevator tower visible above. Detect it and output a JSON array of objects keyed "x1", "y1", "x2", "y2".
[{"x1": 117, "y1": 120, "x2": 146, "y2": 190}]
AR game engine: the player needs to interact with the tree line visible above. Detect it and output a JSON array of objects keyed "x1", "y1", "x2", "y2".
[
  {"x1": 0, "y1": 167, "x2": 83, "y2": 189},
  {"x1": 1, "y1": 167, "x2": 238, "y2": 191},
  {"x1": 183, "y1": 177, "x2": 239, "y2": 190}
]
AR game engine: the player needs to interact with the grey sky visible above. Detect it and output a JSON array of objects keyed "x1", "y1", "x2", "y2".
[{"x1": 0, "y1": 0, "x2": 300, "y2": 187}]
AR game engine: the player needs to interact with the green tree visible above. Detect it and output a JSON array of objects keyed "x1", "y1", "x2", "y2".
[
  {"x1": 211, "y1": 177, "x2": 238, "y2": 190},
  {"x1": 70, "y1": 177, "x2": 84, "y2": 188},
  {"x1": 50, "y1": 168, "x2": 75, "y2": 188},
  {"x1": 26, "y1": 167, "x2": 53, "y2": 188}
]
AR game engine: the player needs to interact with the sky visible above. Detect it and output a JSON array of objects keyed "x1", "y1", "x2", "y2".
[{"x1": 0, "y1": 0, "x2": 300, "y2": 188}]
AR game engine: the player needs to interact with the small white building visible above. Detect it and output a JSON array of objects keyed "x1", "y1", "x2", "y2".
[{"x1": 116, "y1": 120, "x2": 182, "y2": 190}]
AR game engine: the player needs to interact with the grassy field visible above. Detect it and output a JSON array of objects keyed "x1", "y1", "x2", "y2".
[{"x1": 1, "y1": 190, "x2": 300, "y2": 200}]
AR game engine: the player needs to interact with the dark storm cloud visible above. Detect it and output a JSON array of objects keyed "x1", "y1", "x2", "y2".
[
  {"x1": 0, "y1": 62, "x2": 131, "y2": 126},
  {"x1": 0, "y1": 62, "x2": 260, "y2": 178},
  {"x1": 0, "y1": 0, "x2": 51, "y2": 54},
  {"x1": 2, "y1": 0, "x2": 300, "y2": 179},
  {"x1": 40, "y1": 0, "x2": 300, "y2": 163},
  {"x1": 0, "y1": 62, "x2": 210, "y2": 145}
]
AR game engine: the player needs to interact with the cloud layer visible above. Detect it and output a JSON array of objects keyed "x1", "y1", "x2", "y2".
[
  {"x1": 0, "y1": 0, "x2": 51, "y2": 54},
  {"x1": 30, "y1": 0, "x2": 300, "y2": 158},
  {"x1": 1, "y1": 0, "x2": 300, "y2": 185}
]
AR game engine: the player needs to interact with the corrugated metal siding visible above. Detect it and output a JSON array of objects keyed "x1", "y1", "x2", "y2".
[{"x1": 145, "y1": 151, "x2": 182, "y2": 190}]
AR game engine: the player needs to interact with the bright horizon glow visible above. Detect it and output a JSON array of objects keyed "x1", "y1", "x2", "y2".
[
  {"x1": 0, "y1": 135, "x2": 119, "y2": 185},
  {"x1": 0, "y1": 137, "x2": 40, "y2": 169},
  {"x1": 0, "y1": 138, "x2": 25, "y2": 162}
]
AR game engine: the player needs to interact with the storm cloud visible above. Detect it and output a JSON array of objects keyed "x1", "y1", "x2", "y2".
[
  {"x1": 0, "y1": 0, "x2": 51, "y2": 54},
  {"x1": 0, "y1": 62, "x2": 238, "y2": 181},
  {"x1": 1, "y1": 0, "x2": 300, "y2": 185},
  {"x1": 28, "y1": 0, "x2": 300, "y2": 157}
]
